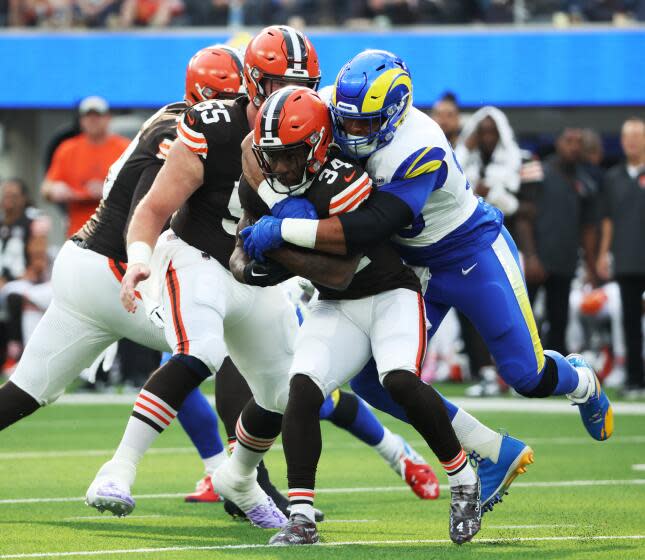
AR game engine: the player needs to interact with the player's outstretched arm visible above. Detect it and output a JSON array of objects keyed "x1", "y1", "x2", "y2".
[{"x1": 121, "y1": 140, "x2": 204, "y2": 312}]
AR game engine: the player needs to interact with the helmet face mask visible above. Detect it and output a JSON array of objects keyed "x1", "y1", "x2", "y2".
[
  {"x1": 253, "y1": 86, "x2": 331, "y2": 196},
  {"x1": 331, "y1": 50, "x2": 412, "y2": 159},
  {"x1": 253, "y1": 142, "x2": 314, "y2": 194}
]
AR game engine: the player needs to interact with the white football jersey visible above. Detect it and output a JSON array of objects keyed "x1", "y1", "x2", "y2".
[{"x1": 366, "y1": 107, "x2": 478, "y2": 248}]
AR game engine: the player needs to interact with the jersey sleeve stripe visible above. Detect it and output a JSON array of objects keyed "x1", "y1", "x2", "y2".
[
  {"x1": 330, "y1": 184, "x2": 372, "y2": 215},
  {"x1": 329, "y1": 173, "x2": 371, "y2": 210},
  {"x1": 329, "y1": 182, "x2": 371, "y2": 214},
  {"x1": 177, "y1": 128, "x2": 208, "y2": 155},
  {"x1": 177, "y1": 120, "x2": 207, "y2": 144}
]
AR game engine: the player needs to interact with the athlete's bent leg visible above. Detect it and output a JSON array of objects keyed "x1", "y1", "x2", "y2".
[
  {"x1": 319, "y1": 389, "x2": 438, "y2": 499},
  {"x1": 212, "y1": 398, "x2": 287, "y2": 528},
  {"x1": 382, "y1": 370, "x2": 480, "y2": 544},
  {"x1": 86, "y1": 354, "x2": 211, "y2": 515}
]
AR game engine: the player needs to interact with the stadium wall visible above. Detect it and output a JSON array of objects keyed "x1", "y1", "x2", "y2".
[{"x1": 1, "y1": 27, "x2": 644, "y2": 109}]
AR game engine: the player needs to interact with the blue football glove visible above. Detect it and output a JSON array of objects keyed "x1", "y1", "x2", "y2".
[
  {"x1": 271, "y1": 196, "x2": 318, "y2": 220},
  {"x1": 240, "y1": 215, "x2": 284, "y2": 262}
]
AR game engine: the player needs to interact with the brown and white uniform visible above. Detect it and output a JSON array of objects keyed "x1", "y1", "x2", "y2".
[
  {"x1": 146, "y1": 97, "x2": 297, "y2": 414},
  {"x1": 239, "y1": 151, "x2": 425, "y2": 399},
  {"x1": 10, "y1": 104, "x2": 185, "y2": 404}
]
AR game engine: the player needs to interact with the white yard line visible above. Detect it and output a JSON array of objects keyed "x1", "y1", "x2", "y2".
[
  {"x1": 0, "y1": 535, "x2": 644, "y2": 559},
  {"x1": 62, "y1": 515, "x2": 164, "y2": 521},
  {"x1": 632, "y1": 464, "x2": 645, "y2": 471},
  {"x1": 1, "y1": 479, "x2": 644, "y2": 506},
  {"x1": 321, "y1": 519, "x2": 375, "y2": 523},
  {"x1": 488, "y1": 524, "x2": 583, "y2": 529},
  {"x1": 52, "y1": 393, "x2": 645, "y2": 415},
  {"x1": 2, "y1": 434, "x2": 644, "y2": 462},
  {"x1": 0, "y1": 448, "x2": 196, "y2": 460}
]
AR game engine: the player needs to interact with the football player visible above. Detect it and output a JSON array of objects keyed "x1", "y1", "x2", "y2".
[
  {"x1": 88, "y1": 26, "x2": 431, "y2": 529},
  {"x1": 241, "y1": 50, "x2": 614, "y2": 507},
  {"x1": 233, "y1": 87, "x2": 481, "y2": 545},
  {"x1": 0, "y1": 44, "x2": 275, "y2": 501}
]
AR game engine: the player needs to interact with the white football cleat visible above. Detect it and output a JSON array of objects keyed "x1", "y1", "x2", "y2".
[
  {"x1": 85, "y1": 461, "x2": 136, "y2": 517},
  {"x1": 211, "y1": 462, "x2": 287, "y2": 528}
]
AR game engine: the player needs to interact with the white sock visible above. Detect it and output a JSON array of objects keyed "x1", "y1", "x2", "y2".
[
  {"x1": 288, "y1": 488, "x2": 316, "y2": 522},
  {"x1": 451, "y1": 408, "x2": 502, "y2": 463},
  {"x1": 441, "y1": 449, "x2": 478, "y2": 487},
  {"x1": 290, "y1": 503, "x2": 316, "y2": 523},
  {"x1": 448, "y1": 462, "x2": 478, "y2": 488},
  {"x1": 569, "y1": 367, "x2": 593, "y2": 400},
  {"x1": 106, "y1": 389, "x2": 178, "y2": 485},
  {"x1": 228, "y1": 444, "x2": 266, "y2": 478},
  {"x1": 374, "y1": 427, "x2": 403, "y2": 466},
  {"x1": 203, "y1": 451, "x2": 227, "y2": 475},
  {"x1": 106, "y1": 417, "x2": 160, "y2": 486}
]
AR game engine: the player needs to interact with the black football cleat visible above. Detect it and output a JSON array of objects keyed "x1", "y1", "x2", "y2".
[
  {"x1": 449, "y1": 480, "x2": 481, "y2": 544},
  {"x1": 269, "y1": 513, "x2": 320, "y2": 546}
]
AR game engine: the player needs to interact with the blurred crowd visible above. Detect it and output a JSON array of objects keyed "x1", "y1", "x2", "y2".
[
  {"x1": 2, "y1": 0, "x2": 645, "y2": 28},
  {"x1": 0, "y1": 94, "x2": 643, "y2": 398}
]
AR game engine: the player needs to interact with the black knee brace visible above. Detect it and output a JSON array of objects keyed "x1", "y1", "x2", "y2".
[{"x1": 516, "y1": 355, "x2": 559, "y2": 398}]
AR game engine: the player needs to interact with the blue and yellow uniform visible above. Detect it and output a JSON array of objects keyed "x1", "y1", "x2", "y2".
[{"x1": 324, "y1": 50, "x2": 612, "y2": 442}]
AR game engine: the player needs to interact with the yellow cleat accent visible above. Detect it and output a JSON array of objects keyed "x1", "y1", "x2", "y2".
[{"x1": 500, "y1": 448, "x2": 535, "y2": 496}]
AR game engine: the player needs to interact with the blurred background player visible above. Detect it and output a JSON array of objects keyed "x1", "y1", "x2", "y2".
[
  {"x1": 597, "y1": 117, "x2": 645, "y2": 398},
  {"x1": 522, "y1": 128, "x2": 600, "y2": 356}
]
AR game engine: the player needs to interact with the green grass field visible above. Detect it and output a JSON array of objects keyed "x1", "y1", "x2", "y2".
[{"x1": 1, "y1": 391, "x2": 644, "y2": 560}]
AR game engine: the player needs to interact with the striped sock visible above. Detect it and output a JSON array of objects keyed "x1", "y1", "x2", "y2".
[
  {"x1": 441, "y1": 449, "x2": 477, "y2": 488},
  {"x1": 109, "y1": 390, "x2": 178, "y2": 481},
  {"x1": 288, "y1": 488, "x2": 316, "y2": 522},
  {"x1": 227, "y1": 418, "x2": 276, "y2": 478},
  {"x1": 132, "y1": 389, "x2": 178, "y2": 432}
]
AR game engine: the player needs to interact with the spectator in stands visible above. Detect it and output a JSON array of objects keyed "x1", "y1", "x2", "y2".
[
  {"x1": 431, "y1": 92, "x2": 461, "y2": 147},
  {"x1": 0, "y1": 179, "x2": 34, "y2": 288},
  {"x1": 456, "y1": 106, "x2": 522, "y2": 219},
  {"x1": 597, "y1": 117, "x2": 645, "y2": 396},
  {"x1": 182, "y1": 0, "x2": 229, "y2": 26},
  {"x1": 521, "y1": 128, "x2": 600, "y2": 355},
  {"x1": 581, "y1": 127, "x2": 606, "y2": 185},
  {"x1": 350, "y1": 0, "x2": 418, "y2": 25},
  {"x1": 76, "y1": 0, "x2": 123, "y2": 27},
  {"x1": 120, "y1": 0, "x2": 183, "y2": 26},
  {"x1": 0, "y1": 178, "x2": 44, "y2": 372},
  {"x1": 41, "y1": 96, "x2": 129, "y2": 239},
  {"x1": 8, "y1": 0, "x2": 75, "y2": 26}
]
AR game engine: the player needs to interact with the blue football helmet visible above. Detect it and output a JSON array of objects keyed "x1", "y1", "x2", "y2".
[{"x1": 330, "y1": 50, "x2": 412, "y2": 158}]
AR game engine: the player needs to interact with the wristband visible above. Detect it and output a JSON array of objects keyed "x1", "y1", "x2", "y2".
[
  {"x1": 258, "y1": 179, "x2": 288, "y2": 209},
  {"x1": 127, "y1": 241, "x2": 152, "y2": 266},
  {"x1": 281, "y1": 218, "x2": 319, "y2": 249}
]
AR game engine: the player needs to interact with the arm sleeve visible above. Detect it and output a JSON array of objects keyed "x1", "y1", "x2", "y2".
[{"x1": 338, "y1": 190, "x2": 414, "y2": 254}]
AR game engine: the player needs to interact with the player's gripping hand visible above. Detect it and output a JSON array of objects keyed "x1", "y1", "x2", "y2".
[
  {"x1": 243, "y1": 259, "x2": 292, "y2": 287},
  {"x1": 120, "y1": 263, "x2": 150, "y2": 313},
  {"x1": 240, "y1": 216, "x2": 284, "y2": 262},
  {"x1": 271, "y1": 197, "x2": 318, "y2": 220}
]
